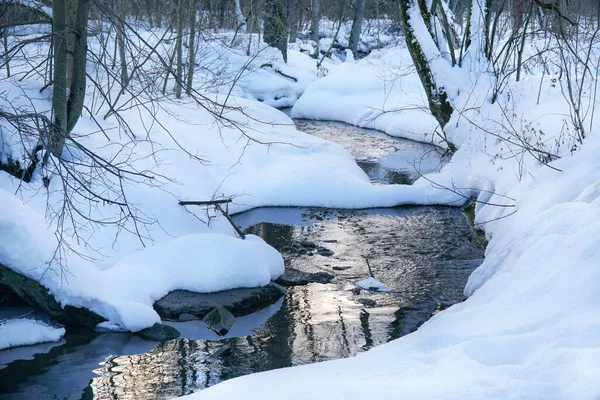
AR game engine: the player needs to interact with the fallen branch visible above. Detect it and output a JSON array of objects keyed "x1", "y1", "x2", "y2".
[
  {"x1": 260, "y1": 63, "x2": 298, "y2": 82},
  {"x1": 179, "y1": 199, "x2": 232, "y2": 206},
  {"x1": 179, "y1": 198, "x2": 245, "y2": 239}
]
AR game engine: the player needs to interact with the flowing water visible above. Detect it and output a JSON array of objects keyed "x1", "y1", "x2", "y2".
[{"x1": 0, "y1": 120, "x2": 484, "y2": 400}]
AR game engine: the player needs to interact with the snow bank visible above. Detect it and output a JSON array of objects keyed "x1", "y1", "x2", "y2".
[
  {"x1": 183, "y1": 120, "x2": 600, "y2": 400},
  {"x1": 0, "y1": 319, "x2": 64, "y2": 350},
  {"x1": 0, "y1": 78, "x2": 460, "y2": 333},
  {"x1": 0, "y1": 188, "x2": 284, "y2": 332},
  {"x1": 181, "y1": 29, "x2": 600, "y2": 400},
  {"x1": 292, "y1": 48, "x2": 441, "y2": 145},
  {"x1": 187, "y1": 132, "x2": 600, "y2": 398}
]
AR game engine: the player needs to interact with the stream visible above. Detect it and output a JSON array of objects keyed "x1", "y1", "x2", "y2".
[{"x1": 0, "y1": 119, "x2": 484, "y2": 400}]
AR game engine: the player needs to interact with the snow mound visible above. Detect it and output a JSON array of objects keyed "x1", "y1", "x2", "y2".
[
  {"x1": 0, "y1": 188, "x2": 284, "y2": 332},
  {"x1": 0, "y1": 319, "x2": 65, "y2": 350},
  {"x1": 292, "y1": 48, "x2": 441, "y2": 146}
]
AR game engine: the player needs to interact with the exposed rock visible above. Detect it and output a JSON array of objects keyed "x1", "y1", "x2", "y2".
[
  {"x1": 350, "y1": 287, "x2": 362, "y2": 295},
  {"x1": 358, "y1": 298, "x2": 377, "y2": 308},
  {"x1": 154, "y1": 283, "x2": 284, "y2": 321},
  {"x1": 203, "y1": 306, "x2": 235, "y2": 335},
  {"x1": 317, "y1": 247, "x2": 334, "y2": 257},
  {"x1": 332, "y1": 266, "x2": 350, "y2": 271},
  {"x1": 178, "y1": 313, "x2": 199, "y2": 322},
  {"x1": 275, "y1": 267, "x2": 334, "y2": 286},
  {"x1": 299, "y1": 240, "x2": 317, "y2": 249},
  {"x1": 137, "y1": 323, "x2": 181, "y2": 341},
  {"x1": 0, "y1": 263, "x2": 105, "y2": 327}
]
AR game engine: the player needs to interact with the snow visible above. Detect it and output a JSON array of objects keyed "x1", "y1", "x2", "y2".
[
  {"x1": 355, "y1": 277, "x2": 393, "y2": 292},
  {"x1": 180, "y1": 21, "x2": 600, "y2": 400},
  {"x1": 0, "y1": 187, "x2": 284, "y2": 332},
  {"x1": 1, "y1": 9, "x2": 599, "y2": 399},
  {"x1": 293, "y1": 48, "x2": 442, "y2": 145},
  {"x1": 0, "y1": 37, "x2": 465, "y2": 335},
  {"x1": 0, "y1": 319, "x2": 65, "y2": 350}
]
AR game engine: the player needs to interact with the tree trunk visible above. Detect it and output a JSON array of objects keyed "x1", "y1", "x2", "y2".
[
  {"x1": 310, "y1": 0, "x2": 320, "y2": 52},
  {"x1": 116, "y1": 0, "x2": 129, "y2": 94},
  {"x1": 66, "y1": 0, "x2": 90, "y2": 133},
  {"x1": 50, "y1": 0, "x2": 90, "y2": 158},
  {"x1": 264, "y1": 0, "x2": 289, "y2": 62},
  {"x1": 175, "y1": 0, "x2": 184, "y2": 98},
  {"x1": 348, "y1": 0, "x2": 366, "y2": 55},
  {"x1": 234, "y1": 0, "x2": 246, "y2": 32},
  {"x1": 186, "y1": 0, "x2": 197, "y2": 96},
  {"x1": 288, "y1": 0, "x2": 299, "y2": 43},
  {"x1": 50, "y1": 0, "x2": 68, "y2": 157},
  {"x1": 399, "y1": 0, "x2": 453, "y2": 129}
]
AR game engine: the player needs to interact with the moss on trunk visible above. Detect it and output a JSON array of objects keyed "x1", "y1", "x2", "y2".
[{"x1": 399, "y1": 0, "x2": 453, "y2": 129}]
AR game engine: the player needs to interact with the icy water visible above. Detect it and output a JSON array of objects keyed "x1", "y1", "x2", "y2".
[{"x1": 0, "y1": 120, "x2": 483, "y2": 400}]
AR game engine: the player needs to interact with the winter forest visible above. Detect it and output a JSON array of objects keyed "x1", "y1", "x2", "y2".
[{"x1": 0, "y1": 0, "x2": 599, "y2": 398}]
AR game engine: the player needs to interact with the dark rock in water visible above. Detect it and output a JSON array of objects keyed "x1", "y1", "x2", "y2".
[
  {"x1": 203, "y1": 305, "x2": 235, "y2": 335},
  {"x1": 358, "y1": 298, "x2": 377, "y2": 308},
  {"x1": 0, "y1": 263, "x2": 105, "y2": 327},
  {"x1": 350, "y1": 287, "x2": 362, "y2": 295},
  {"x1": 178, "y1": 313, "x2": 199, "y2": 322},
  {"x1": 154, "y1": 283, "x2": 284, "y2": 321},
  {"x1": 317, "y1": 247, "x2": 334, "y2": 257},
  {"x1": 299, "y1": 240, "x2": 317, "y2": 249},
  {"x1": 137, "y1": 323, "x2": 181, "y2": 341},
  {"x1": 275, "y1": 267, "x2": 334, "y2": 286},
  {"x1": 332, "y1": 266, "x2": 350, "y2": 271}
]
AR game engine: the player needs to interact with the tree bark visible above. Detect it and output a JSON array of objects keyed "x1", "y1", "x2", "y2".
[
  {"x1": 288, "y1": 0, "x2": 299, "y2": 43},
  {"x1": 348, "y1": 0, "x2": 366, "y2": 55},
  {"x1": 399, "y1": 0, "x2": 453, "y2": 129},
  {"x1": 264, "y1": 0, "x2": 289, "y2": 62},
  {"x1": 310, "y1": 0, "x2": 320, "y2": 53},
  {"x1": 116, "y1": 0, "x2": 129, "y2": 95},
  {"x1": 186, "y1": 0, "x2": 197, "y2": 95},
  {"x1": 175, "y1": 0, "x2": 184, "y2": 98},
  {"x1": 50, "y1": 0, "x2": 90, "y2": 157}
]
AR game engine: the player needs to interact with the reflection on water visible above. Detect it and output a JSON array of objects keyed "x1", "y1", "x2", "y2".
[
  {"x1": 293, "y1": 119, "x2": 446, "y2": 184},
  {"x1": 0, "y1": 120, "x2": 481, "y2": 400}
]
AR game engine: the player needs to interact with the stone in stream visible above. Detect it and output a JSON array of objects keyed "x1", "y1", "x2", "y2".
[
  {"x1": 332, "y1": 266, "x2": 350, "y2": 271},
  {"x1": 275, "y1": 267, "x2": 334, "y2": 286},
  {"x1": 153, "y1": 283, "x2": 285, "y2": 321},
  {"x1": 316, "y1": 247, "x2": 334, "y2": 257},
  {"x1": 358, "y1": 298, "x2": 377, "y2": 308},
  {"x1": 178, "y1": 313, "x2": 199, "y2": 322},
  {"x1": 137, "y1": 323, "x2": 181, "y2": 341},
  {"x1": 299, "y1": 240, "x2": 317, "y2": 249},
  {"x1": 203, "y1": 305, "x2": 235, "y2": 335}
]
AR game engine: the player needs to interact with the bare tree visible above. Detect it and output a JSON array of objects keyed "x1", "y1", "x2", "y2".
[{"x1": 348, "y1": 0, "x2": 366, "y2": 55}]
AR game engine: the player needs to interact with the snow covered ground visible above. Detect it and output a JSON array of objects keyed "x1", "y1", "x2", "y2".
[
  {"x1": 180, "y1": 32, "x2": 600, "y2": 400},
  {"x1": 2, "y1": 13, "x2": 600, "y2": 399},
  {"x1": 0, "y1": 319, "x2": 65, "y2": 351},
  {"x1": 293, "y1": 47, "x2": 441, "y2": 145},
  {"x1": 0, "y1": 32, "x2": 463, "y2": 335}
]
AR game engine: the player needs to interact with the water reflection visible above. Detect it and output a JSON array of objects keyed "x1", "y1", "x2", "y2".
[{"x1": 293, "y1": 119, "x2": 446, "y2": 184}]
